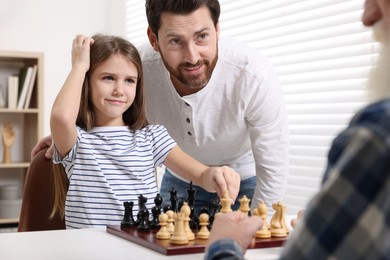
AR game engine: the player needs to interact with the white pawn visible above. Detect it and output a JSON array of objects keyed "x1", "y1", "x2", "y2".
[
  {"x1": 166, "y1": 210, "x2": 175, "y2": 234},
  {"x1": 156, "y1": 213, "x2": 170, "y2": 239},
  {"x1": 197, "y1": 213, "x2": 210, "y2": 239}
]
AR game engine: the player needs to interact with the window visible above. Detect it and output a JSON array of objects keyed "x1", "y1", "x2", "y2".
[{"x1": 124, "y1": 0, "x2": 378, "y2": 214}]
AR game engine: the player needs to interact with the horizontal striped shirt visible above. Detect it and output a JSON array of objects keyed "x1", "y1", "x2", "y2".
[{"x1": 53, "y1": 124, "x2": 176, "y2": 229}]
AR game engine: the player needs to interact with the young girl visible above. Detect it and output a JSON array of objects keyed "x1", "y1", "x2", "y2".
[{"x1": 50, "y1": 34, "x2": 240, "y2": 229}]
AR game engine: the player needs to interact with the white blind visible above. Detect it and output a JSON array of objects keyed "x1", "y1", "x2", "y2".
[{"x1": 124, "y1": 0, "x2": 379, "y2": 214}]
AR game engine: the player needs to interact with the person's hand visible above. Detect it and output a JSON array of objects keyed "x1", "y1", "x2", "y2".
[
  {"x1": 71, "y1": 34, "x2": 94, "y2": 72},
  {"x1": 290, "y1": 209, "x2": 304, "y2": 228},
  {"x1": 207, "y1": 211, "x2": 263, "y2": 254},
  {"x1": 202, "y1": 166, "x2": 240, "y2": 203},
  {"x1": 31, "y1": 135, "x2": 53, "y2": 161}
]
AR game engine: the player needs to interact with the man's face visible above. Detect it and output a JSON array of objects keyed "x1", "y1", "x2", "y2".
[{"x1": 149, "y1": 6, "x2": 220, "y2": 92}]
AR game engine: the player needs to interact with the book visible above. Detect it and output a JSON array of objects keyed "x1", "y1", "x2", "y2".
[
  {"x1": 17, "y1": 66, "x2": 33, "y2": 109},
  {"x1": 7, "y1": 75, "x2": 19, "y2": 109},
  {"x1": 24, "y1": 65, "x2": 38, "y2": 109},
  {"x1": 17, "y1": 67, "x2": 28, "y2": 100}
]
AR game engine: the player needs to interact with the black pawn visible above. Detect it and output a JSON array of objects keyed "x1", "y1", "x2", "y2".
[{"x1": 121, "y1": 201, "x2": 136, "y2": 228}]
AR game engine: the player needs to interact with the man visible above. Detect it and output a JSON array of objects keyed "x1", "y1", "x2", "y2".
[
  {"x1": 141, "y1": 0, "x2": 288, "y2": 213},
  {"x1": 204, "y1": 0, "x2": 390, "y2": 259},
  {"x1": 32, "y1": 0, "x2": 289, "y2": 213}
]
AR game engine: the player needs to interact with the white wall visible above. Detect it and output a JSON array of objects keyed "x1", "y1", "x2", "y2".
[{"x1": 0, "y1": 0, "x2": 125, "y2": 136}]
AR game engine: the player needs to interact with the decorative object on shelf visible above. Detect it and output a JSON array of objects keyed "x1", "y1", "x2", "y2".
[{"x1": 2, "y1": 121, "x2": 15, "y2": 163}]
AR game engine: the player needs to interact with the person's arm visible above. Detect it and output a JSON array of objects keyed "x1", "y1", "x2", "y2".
[
  {"x1": 204, "y1": 211, "x2": 263, "y2": 260},
  {"x1": 247, "y1": 63, "x2": 289, "y2": 210},
  {"x1": 164, "y1": 145, "x2": 241, "y2": 202},
  {"x1": 50, "y1": 34, "x2": 93, "y2": 158}
]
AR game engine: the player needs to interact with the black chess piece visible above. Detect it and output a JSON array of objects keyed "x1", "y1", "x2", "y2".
[
  {"x1": 149, "y1": 193, "x2": 163, "y2": 229},
  {"x1": 187, "y1": 181, "x2": 199, "y2": 230},
  {"x1": 137, "y1": 195, "x2": 150, "y2": 232},
  {"x1": 209, "y1": 200, "x2": 220, "y2": 228},
  {"x1": 169, "y1": 187, "x2": 178, "y2": 212},
  {"x1": 121, "y1": 201, "x2": 137, "y2": 228}
]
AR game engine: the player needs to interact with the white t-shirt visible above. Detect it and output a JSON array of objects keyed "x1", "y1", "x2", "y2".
[
  {"x1": 138, "y1": 36, "x2": 289, "y2": 209},
  {"x1": 53, "y1": 124, "x2": 176, "y2": 229}
]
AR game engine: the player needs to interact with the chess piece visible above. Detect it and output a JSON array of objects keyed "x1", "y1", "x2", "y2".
[
  {"x1": 121, "y1": 201, "x2": 137, "y2": 228},
  {"x1": 220, "y1": 191, "x2": 232, "y2": 213},
  {"x1": 166, "y1": 210, "x2": 175, "y2": 234},
  {"x1": 282, "y1": 203, "x2": 289, "y2": 234},
  {"x1": 197, "y1": 213, "x2": 210, "y2": 239},
  {"x1": 2, "y1": 121, "x2": 15, "y2": 164},
  {"x1": 253, "y1": 200, "x2": 271, "y2": 238},
  {"x1": 156, "y1": 213, "x2": 170, "y2": 239},
  {"x1": 169, "y1": 187, "x2": 178, "y2": 212},
  {"x1": 186, "y1": 181, "x2": 199, "y2": 230},
  {"x1": 270, "y1": 201, "x2": 287, "y2": 237},
  {"x1": 170, "y1": 212, "x2": 189, "y2": 244},
  {"x1": 208, "y1": 201, "x2": 220, "y2": 228},
  {"x1": 238, "y1": 195, "x2": 251, "y2": 215},
  {"x1": 149, "y1": 193, "x2": 163, "y2": 229},
  {"x1": 180, "y1": 202, "x2": 195, "y2": 240},
  {"x1": 137, "y1": 195, "x2": 150, "y2": 232}
]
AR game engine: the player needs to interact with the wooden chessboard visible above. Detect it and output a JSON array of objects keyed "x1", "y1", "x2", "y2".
[{"x1": 107, "y1": 225, "x2": 288, "y2": 255}]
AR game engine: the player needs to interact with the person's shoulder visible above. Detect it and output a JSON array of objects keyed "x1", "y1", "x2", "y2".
[
  {"x1": 137, "y1": 42, "x2": 161, "y2": 62},
  {"x1": 218, "y1": 36, "x2": 273, "y2": 72},
  {"x1": 352, "y1": 98, "x2": 390, "y2": 125},
  {"x1": 136, "y1": 124, "x2": 168, "y2": 135}
]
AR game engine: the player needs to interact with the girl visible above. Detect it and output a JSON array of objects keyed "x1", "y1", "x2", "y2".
[{"x1": 50, "y1": 34, "x2": 240, "y2": 229}]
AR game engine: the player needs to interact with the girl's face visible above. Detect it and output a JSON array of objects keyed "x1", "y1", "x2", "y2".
[{"x1": 89, "y1": 53, "x2": 138, "y2": 126}]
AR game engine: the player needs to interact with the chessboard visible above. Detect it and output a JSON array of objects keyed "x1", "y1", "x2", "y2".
[{"x1": 106, "y1": 225, "x2": 288, "y2": 255}]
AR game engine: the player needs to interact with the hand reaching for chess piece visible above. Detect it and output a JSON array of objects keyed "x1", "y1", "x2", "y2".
[{"x1": 2, "y1": 121, "x2": 15, "y2": 163}]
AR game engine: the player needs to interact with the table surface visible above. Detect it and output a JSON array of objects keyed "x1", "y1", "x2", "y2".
[{"x1": 0, "y1": 227, "x2": 282, "y2": 260}]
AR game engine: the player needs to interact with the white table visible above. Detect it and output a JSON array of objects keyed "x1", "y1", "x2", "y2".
[{"x1": 0, "y1": 228, "x2": 282, "y2": 260}]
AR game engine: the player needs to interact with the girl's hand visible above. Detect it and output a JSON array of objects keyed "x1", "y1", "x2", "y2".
[
  {"x1": 71, "y1": 34, "x2": 94, "y2": 72},
  {"x1": 201, "y1": 166, "x2": 240, "y2": 203}
]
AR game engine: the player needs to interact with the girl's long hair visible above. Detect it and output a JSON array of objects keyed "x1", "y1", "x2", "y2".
[{"x1": 50, "y1": 34, "x2": 148, "y2": 219}]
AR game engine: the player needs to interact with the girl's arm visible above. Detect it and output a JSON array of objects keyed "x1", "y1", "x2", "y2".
[
  {"x1": 163, "y1": 145, "x2": 241, "y2": 202},
  {"x1": 50, "y1": 35, "x2": 94, "y2": 158}
]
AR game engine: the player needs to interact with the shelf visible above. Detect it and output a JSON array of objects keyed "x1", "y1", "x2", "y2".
[
  {"x1": 0, "y1": 51, "x2": 44, "y2": 225},
  {"x1": 0, "y1": 108, "x2": 39, "y2": 113},
  {"x1": 0, "y1": 163, "x2": 30, "y2": 169},
  {"x1": 0, "y1": 218, "x2": 18, "y2": 224}
]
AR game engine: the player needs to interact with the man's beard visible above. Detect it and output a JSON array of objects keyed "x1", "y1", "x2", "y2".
[
  {"x1": 160, "y1": 49, "x2": 218, "y2": 90},
  {"x1": 367, "y1": 21, "x2": 390, "y2": 102}
]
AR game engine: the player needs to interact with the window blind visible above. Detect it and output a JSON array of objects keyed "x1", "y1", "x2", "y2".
[{"x1": 124, "y1": 0, "x2": 379, "y2": 214}]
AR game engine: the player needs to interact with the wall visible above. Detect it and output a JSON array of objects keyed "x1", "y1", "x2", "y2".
[{"x1": 0, "y1": 0, "x2": 125, "y2": 136}]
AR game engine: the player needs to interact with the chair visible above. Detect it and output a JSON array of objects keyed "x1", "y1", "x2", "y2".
[{"x1": 18, "y1": 148, "x2": 65, "y2": 231}]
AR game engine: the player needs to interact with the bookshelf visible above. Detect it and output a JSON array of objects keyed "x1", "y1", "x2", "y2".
[{"x1": 0, "y1": 51, "x2": 43, "y2": 227}]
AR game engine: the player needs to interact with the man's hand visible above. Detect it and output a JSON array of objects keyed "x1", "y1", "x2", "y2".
[
  {"x1": 207, "y1": 211, "x2": 263, "y2": 254},
  {"x1": 290, "y1": 209, "x2": 304, "y2": 228},
  {"x1": 31, "y1": 135, "x2": 54, "y2": 161}
]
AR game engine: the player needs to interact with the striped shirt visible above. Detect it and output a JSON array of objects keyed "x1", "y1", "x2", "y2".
[{"x1": 53, "y1": 124, "x2": 176, "y2": 229}]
